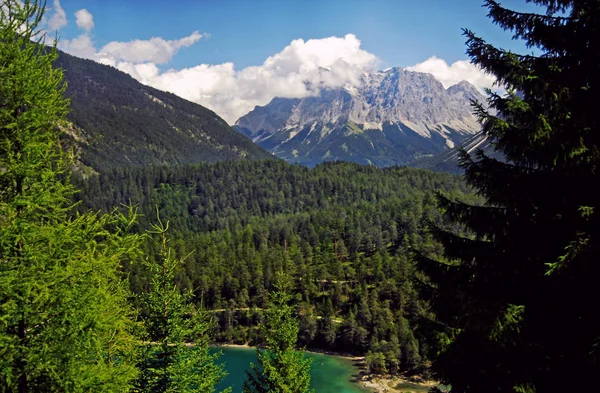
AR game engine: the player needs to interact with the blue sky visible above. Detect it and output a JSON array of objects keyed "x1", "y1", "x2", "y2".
[{"x1": 47, "y1": 0, "x2": 543, "y2": 123}]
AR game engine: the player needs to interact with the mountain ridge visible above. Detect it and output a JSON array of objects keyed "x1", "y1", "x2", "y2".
[
  {"x1": 234, "y1": 67, "x2": 485, "y2": 167},
  {"x1": 55, "y1": 50, "x2": 272, "y2": 173}
]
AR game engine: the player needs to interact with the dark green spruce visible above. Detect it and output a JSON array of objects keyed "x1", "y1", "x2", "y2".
[
  {"x1": 243, "y1": 275, "x2": 313, "y2": 393},
  {"x1": 419, "y1": 1, "x2": 600, "y2": 392}
]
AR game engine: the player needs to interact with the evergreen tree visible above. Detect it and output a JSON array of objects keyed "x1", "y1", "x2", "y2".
[
  {"x1": 365, "y1": 351, "x2": 387, "y2": 375},
  {"x1": 135, "y1": 216, "x2": 229, "y2": 393},
  {"x1": 420, "y1": 1, "x2": 600, "y2": 392},
  {"x1": 243, "y1": 275, "x2": 313, "y2": 393},
  {"x1": 0, "y1": 1, "x2": 140, "y2": 390}
]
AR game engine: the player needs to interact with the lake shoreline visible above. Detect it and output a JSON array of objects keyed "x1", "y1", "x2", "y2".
[
  {"x1": 356, "y1": 373, "x2": 439, "y2": 393},
  {"x1": 212, "y1": 343, "x2": 438, "y2": 393},
  {"x1": 305, "y1": 347, "x2": 365, "y2": 362},
  {"x1": 214, "y1": 343, "x2": 252, "y2": 349},
  {"x1": 213, "y1": 344, "x2": 368, "y2": 393},
  {"x1": 213, "y1": 342, "x2": 364, "y2": 360},
  {"x1": 212, "y1": 343, "x2": 436, "y2": 393}
]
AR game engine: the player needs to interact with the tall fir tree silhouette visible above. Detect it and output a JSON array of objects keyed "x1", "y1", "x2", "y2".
[{"x1": 420, "y1": 1, "x2": 600, "y2": 392}]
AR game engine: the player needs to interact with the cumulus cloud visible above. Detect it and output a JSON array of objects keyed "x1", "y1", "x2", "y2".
[
  {"x1": 407, "y1": 56, "x2": 497, "y2": 91},
  {"x1": 110, "y1": 34, "x2": 379, "y2": 123},
  {"x1": 97, "y1": 31, "x2": 204, "y2": 64},
  {"x1": 60, "y1": 33, "x2": 96, "y2": 59},
  {"x1": 58, "y1": 8, "x2": 205, "y2": 66},
  {"x1": 54, "y1": 8, "x2": 495, "y2": 125},
  {"x1": 56, "y1": 13, "x2": 379, "y2": 124},
  {"x1": 47, "y1": 0, "x2": 67, "y2": 30},
  {"x1": 74, "y1": 9, "x2": 94, "y2": 32}
]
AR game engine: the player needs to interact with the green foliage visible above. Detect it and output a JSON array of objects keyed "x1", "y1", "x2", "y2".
[
  {"x1": 419, "y1": 1, "x2": 600, "y2": 392},
  {"x1": 365, "y1": 351, "x2": 388, "y2": 375},
  {"x1": 0, "y1": 1, "x2": 139, "y2": 391},
  {"x1": 135, "y1": 215, "x2": 229, "y2": 393},
  {"x1": 243, "y1": 275, "x2": 313, "y2": 393}
]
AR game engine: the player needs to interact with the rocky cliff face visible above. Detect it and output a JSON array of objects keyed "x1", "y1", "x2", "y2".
[{"x1": 235, "y1": 68, "x2": 485, "y2": 167}]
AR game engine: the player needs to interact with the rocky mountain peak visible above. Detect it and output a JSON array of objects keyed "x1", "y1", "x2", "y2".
[
  {"x1": 234, "y1": 68, "x2": 485, "y2": 167},
  {"x1": 447, "y1": 80, "x2": 484, "y2": 102}
]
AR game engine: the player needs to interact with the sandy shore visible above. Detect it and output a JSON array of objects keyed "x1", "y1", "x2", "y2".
[
  {"x1": 357, "y1": 374, "x2": 438, "y2": 393},
  {"x1": 215, "y1": 343, "x2": 365, "y2": 361},
  {"x1": 213, "y1": 343, "x2": 252, "y2": 349},
  {"x1": 305, "y1": 347, "x2": 365, "y2": 361}
]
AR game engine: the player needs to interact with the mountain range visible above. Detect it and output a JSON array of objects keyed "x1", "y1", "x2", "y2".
[
  {"x1": 55, "y1": 49, "x2": 487, "y2": 173},
  {"x1": 234, "y1": 68, "x2": 485, "y2": 167}
]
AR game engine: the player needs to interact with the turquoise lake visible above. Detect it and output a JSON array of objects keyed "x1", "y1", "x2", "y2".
[{"x1": 212, "y1": 346, "x2": 371, "y2": 393}]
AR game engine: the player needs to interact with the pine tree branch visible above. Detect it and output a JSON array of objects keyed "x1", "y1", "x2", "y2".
[
  {"x1": 485, "y1": 0, "x2": 580, "y2": 55},
  {"x1": 486, "y1": 0, "x2": 575, "y2": 24}
]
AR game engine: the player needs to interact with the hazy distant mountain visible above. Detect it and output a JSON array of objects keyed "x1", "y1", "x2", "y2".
[
  {"x1": 234, "y1": 68, "x2": 485, "y2": 167},
  {"x1": 55, "y1": 51, "x2": 271, "y2": 173}
]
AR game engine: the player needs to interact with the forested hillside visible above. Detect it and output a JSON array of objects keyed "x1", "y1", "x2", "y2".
[
  {"x1": 73, "y1": 160, "x2": 480, "y2": 373},
  {"x1": 55, "y1": 50, "x2": 271, "y2": 172}
]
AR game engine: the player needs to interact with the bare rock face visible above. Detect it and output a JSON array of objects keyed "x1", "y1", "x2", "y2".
[{"x1": 235, "y1": 68, "x2": 485, "y2": 167}]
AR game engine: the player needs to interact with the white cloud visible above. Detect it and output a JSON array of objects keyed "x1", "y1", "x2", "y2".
[
  {"x1": 58, "y1": 7, "x2": 204, "y2": 66},
  {"x1": 407, "y1": 56, "x2": 497, "y2": 91},
  {"x1": 98, "y1": 31, "x2": 204, "y2": 64},
  {"x1": 55, "y1": 8, "x2": 495, "y2": 125},
  {"x1": 74, "y1": 9, "x2": 94, "y2": 32},
  {"x1": 47, "y1": 0, "x2": 67, "y2": 30},
  {"x1": 60, "y1": 33, "x2": 96, "y2": 59},
  {"x1": 58, "y1": 22, "x2": 379, "y2": 123},
  {"x1": 110, "y1": 34, "x2": 379, "y2": 123}
]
